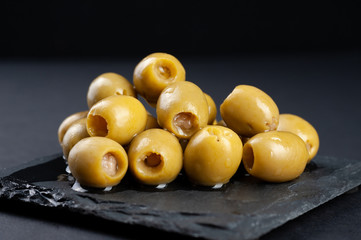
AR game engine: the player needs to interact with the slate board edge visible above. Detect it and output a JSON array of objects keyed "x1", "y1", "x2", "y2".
[{"x1": 1, "y1": 154, "x2": 361, "y2": 240}]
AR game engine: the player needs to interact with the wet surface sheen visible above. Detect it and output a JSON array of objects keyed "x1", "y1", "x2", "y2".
[{"x1": 0, "y1": 154, "x2": 361, "y2": 240}]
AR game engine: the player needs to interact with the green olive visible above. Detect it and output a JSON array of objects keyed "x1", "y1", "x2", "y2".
[
  {"x1": 58, "y1": 110, "x2": 88, "y2": 145},
  {"x1": 87, "y1": 95, "x2": 147, "y2": 145},
  {"x1": 243, "y1": 131, "x2": 309, "y2": 182},
  {"x1": 220, "y1": 85, "x2": 279, "y2": 137},
  {"x1": 204, "y1": 93, "x2": 217, "y2": 125},
  {"x1": 277, "y1": 113, "x2": 319, "y2": 162},
  {"x1": 87, "y1": 72, "x2": 137, "y2": 109},
  {"x1": 62, "y1": 118, "x2": 90, "y2": 160},
  {"x1": 128, "y1": 129, "x2": 183, "y2": 185},
  {"x1": 133, "y1": 52, "x2": 186, "y2": 106},
  {"x1": 156, "y1": 81, "x2": 209, "y2": 139},
  {"x1": 184, "y1": 126, "x2": 243, "y2": 187},
  {"x1": 68, "y1": 137, "x2": 128, "y2": 188}
]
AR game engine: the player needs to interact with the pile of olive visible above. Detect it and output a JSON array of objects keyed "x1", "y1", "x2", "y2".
[{"x1": 58, "y1": 52, "x2": 319, "y2": 189}]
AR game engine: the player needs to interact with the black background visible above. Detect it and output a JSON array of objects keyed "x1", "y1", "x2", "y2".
[{"x1": 1, "y1": 1, "x2": 360, "y2": 59}]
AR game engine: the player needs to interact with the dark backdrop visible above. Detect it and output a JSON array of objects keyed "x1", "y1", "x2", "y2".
[
  {"x1": 1, "y1": 1, "x2": 360, "y2": 58},
  {"x1": 1, "y1": 2, "x2": 361, "y2": 240}
]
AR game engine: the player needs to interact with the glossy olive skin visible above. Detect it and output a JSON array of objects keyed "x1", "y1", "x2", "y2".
[
  {"x1": 133, "y1": 52, "x2": 186, "y2": 106},
  {"x1": 87, "y1": 72, "x2": 137, "y2": 108},
  {"x1": 243, "y1": 131, "x2": 309, "y2": 182},
  {"x1": 87, "y1": 95, "x2": 147, "y2": 145},
  {"x1": 204, "y1": 93, "x2": 217, "y2": 124},
  {"x1": 156, "y1": 81, "x2": 209, "y2": 139},
  {"x1": 58, "y1": 110, "x2": 88, "y2": 145},
  {"x1": 68, "y1": 137, "x2": 128, "y2": 188},
  {"x1": 184, "y1": 126, "x2": 243, "y2": 186},
  {"x1": 62, "y1": 118, "x2": 89, "y2": 160},
  {"x1": 277, "y1": 113, "x2": 319, "y2": 162},
  {"x1": 220, "y1": 85, "x2": 279, "y2": 137},
  {"x1": 128, "y1": 129, "x2": 183, "y2": 185}
]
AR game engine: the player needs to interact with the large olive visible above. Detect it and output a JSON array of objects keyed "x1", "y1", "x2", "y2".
[
  {"x1": 184, "y1": 125, "x2": 243, "y2": 187},
  {"x1": 128, "y1": 129, "x2": 183, "y2": 185},
  {"x1": 87, "y1": 95, "x2": 147, "y2": 145},
  {"x1": 133, "y1": 52, "x2": 186, "y2": 106},
  {"x1": 156, "y1": 81, "x2": 209, "y2": 139},
  {"x1": 220, "y1": 85, "x2": 279, "y2": 137},
  {"x1": 68, "y1": 137, "x2": 128, "y2": 188},
  {"x1": 242, "y1": 131, "x2": 309, "y2": 182},
  {"x1": 87, "y1": 72, "x2": 136, "y2": 109}
]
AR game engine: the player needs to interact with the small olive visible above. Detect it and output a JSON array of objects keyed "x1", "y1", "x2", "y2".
[
  {"x1": 62, "y1": 118, "x2": 90, "y2": 160},
  {"x1": 156, "y1": 81, "x2": 209, "y2": 139},
  {"x1": 204, "y1": 93, "x2": 217, "y2": 125},
  {"x1": 144, "y1": 111, "x2": 160, "y2": 130},
  {"x1": 277, "y1": 113, "x2": 319, "y2": 162},
  {"x1": 220, "y1": 85, "x2": 279, "y2": 137},
  {"x1": 133, "y1": 52, "x2": 186, "y2": 106},
  {"x1": 128, "y1": 129, "x2": 183, "y2": 185},
  {"x1": 87, "y1": 95, "x2": 147, "y2": 145},
  {"x1": 242, "y1": 131, "x2": 309, "y2": 182},
  {"x1": 68, "y1": 137, "x2": 128, "y2": 188},
  {"x1": 184, "y1": 126, "x2": 243, "y2": 187},
  {"x1": 87, "y1": 72, "x2": 137, "y2": 109},
  {"x1": 58, "y1": 110, "x2": 88, "y2": 145}
]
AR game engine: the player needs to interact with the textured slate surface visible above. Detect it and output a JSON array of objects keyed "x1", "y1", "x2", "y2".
[{"x1": 1, "y1": 154, "x2": 361, "y2": 240}]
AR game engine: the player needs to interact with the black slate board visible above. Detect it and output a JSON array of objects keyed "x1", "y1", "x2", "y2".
[{"x1": 1, "y1": 154, "x2": 361, "y2": 240}]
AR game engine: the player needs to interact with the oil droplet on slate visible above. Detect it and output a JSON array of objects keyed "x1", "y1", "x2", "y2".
[
  {"x1": 212, "y1": 183, "x2": 224, "y2": 189},
  {"x1": 156, "y1": 183, "x2": 167, "y2": 189},
  {"x1": 71, "y1": 181, "x2": 88, "y2": 193}
]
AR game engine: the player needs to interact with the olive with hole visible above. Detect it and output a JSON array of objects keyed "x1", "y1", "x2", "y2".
[
  {"x1": 128, "y1": 129, "x2": 183, "y2": 185},
  {"x1": 133, "y1": 52, "x2": 186, "y2": 106},
  {"x1": 184, "y1": 125, "x2": 243, "y2": 187},
  {"x1": 68, "y1": 137, "x2": 128, "y2": 188},
  {"x1": 277, "y1": 113, "x2": 319, "y2": 162},
  {"x1": 220, "y1": 85, "x2": 279, "y2": 137},
  {"x1": 242, "y1": 131, "x2": 309, "y2": 182},
  {"x1": 87, "y1": 95, "x2": 147, "y2": 145},
  {"x1": 58, "y1": 110, "x2": 88, "y2": 145},
  {"x1": 156, "y1": 81, "x2": 209, "y2": 139},
  {"x1": 87, "y1": 72, "x2": 136, "y2": 109}
]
